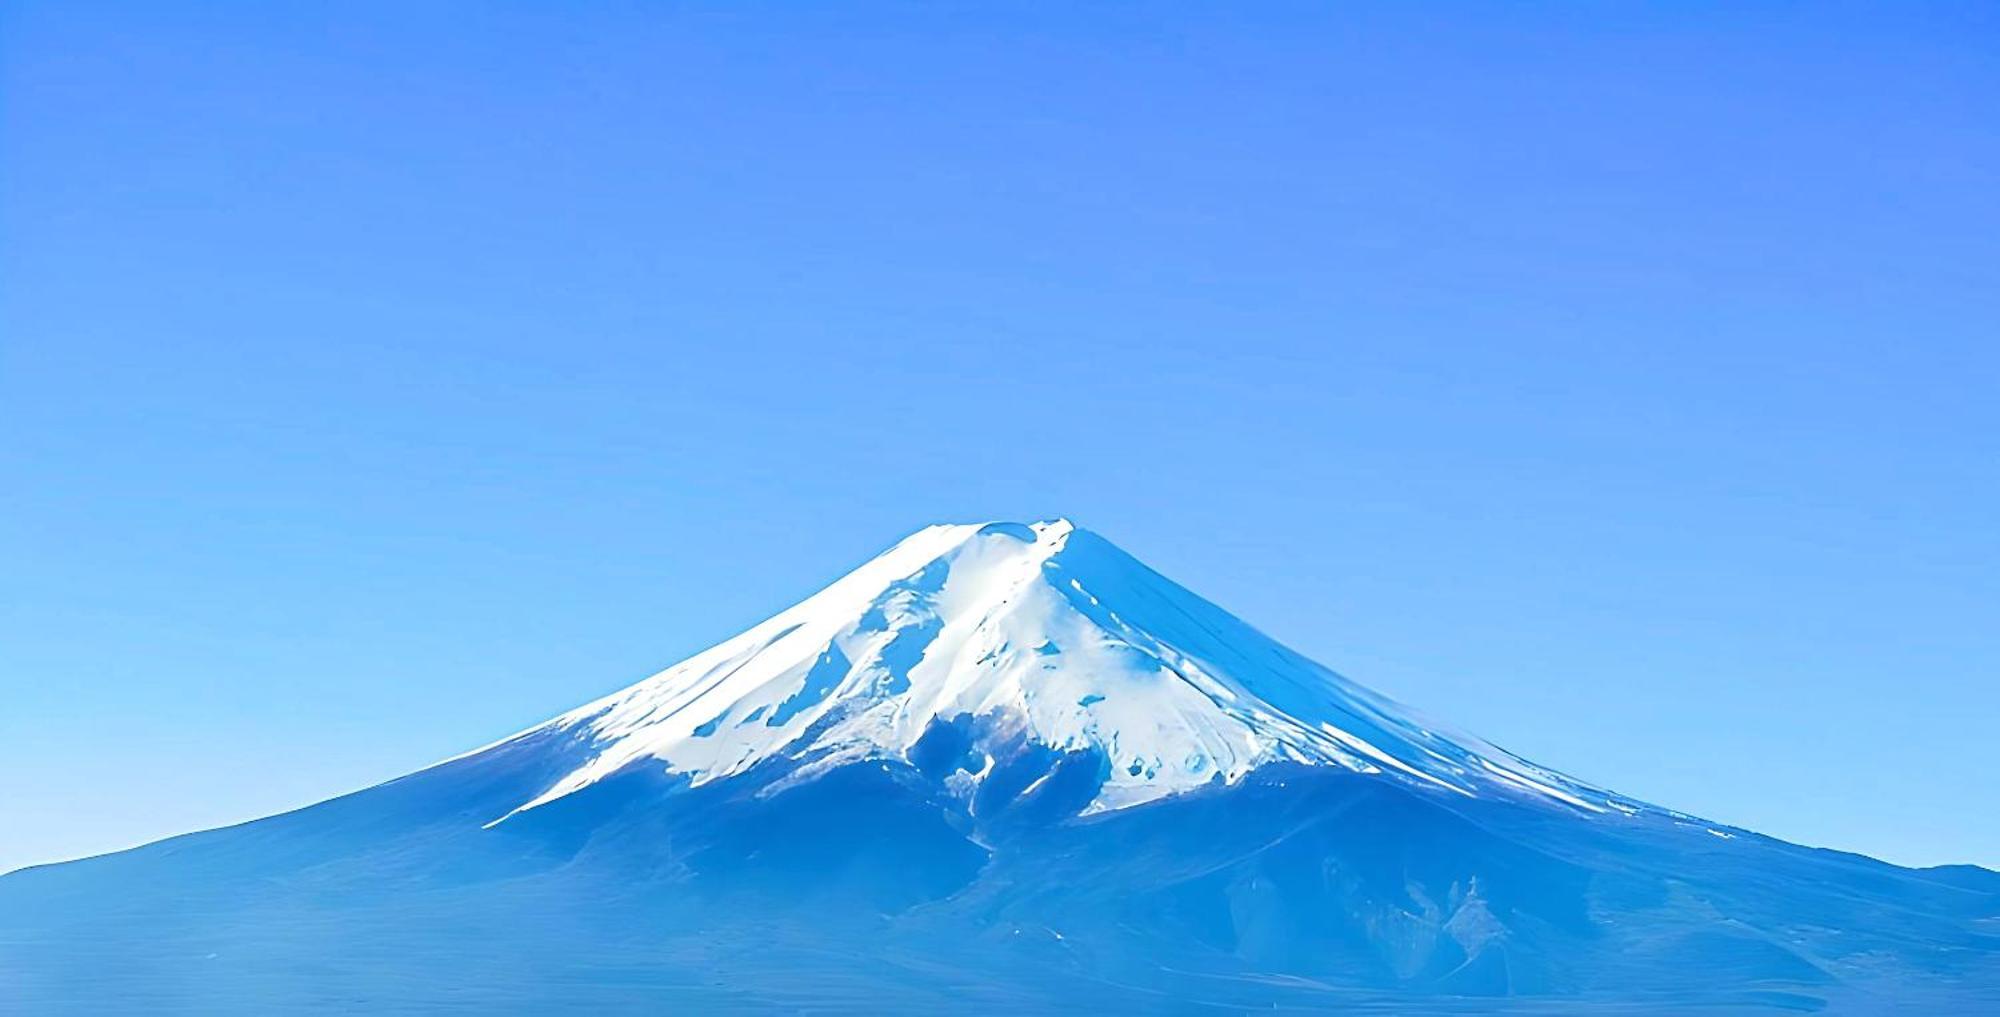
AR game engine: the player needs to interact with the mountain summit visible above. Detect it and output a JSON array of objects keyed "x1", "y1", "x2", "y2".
[
  {"x1": 3, "y1": 520, "x2": 1995, "y2": 1015},
  {"x1": 490, "y1": 519, "x2": 1615, "y2": 824}
]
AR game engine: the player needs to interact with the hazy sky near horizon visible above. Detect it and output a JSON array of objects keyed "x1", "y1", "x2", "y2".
[{"x1": 4, "y1": 2, "x2": 1996, "y2": 873}]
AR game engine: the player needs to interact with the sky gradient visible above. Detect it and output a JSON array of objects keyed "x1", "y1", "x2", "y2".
[{"x1": 3, "y1": 2, "x2": 1996, "y2": 874}]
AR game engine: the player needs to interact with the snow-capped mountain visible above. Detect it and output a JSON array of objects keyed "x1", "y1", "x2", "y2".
[
  {"x1": 2, "y1": 520, "x2": 1994, "y2": 1016},
  {"x1": 489, "y1": 519, "x2": 1615, "y2": 823}
]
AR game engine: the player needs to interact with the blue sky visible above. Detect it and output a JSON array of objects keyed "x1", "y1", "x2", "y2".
[{"x1": 3, "y1": 2, "x2": 1995, "y2": 873}]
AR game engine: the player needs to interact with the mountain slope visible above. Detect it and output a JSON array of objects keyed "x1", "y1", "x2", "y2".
[{"x1": 2, "y1": 520, "x2": 1995, "y2": 1016}]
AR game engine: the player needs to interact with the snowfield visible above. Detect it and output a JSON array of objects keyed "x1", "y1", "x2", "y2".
[{"x1": 492, "y1": 519, "x2": 1621, "y2": 823}]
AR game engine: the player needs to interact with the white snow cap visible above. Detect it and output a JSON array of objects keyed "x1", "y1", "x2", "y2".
[{"x1": 489, "y1": 519, "x2": 1627, "y2": 824}]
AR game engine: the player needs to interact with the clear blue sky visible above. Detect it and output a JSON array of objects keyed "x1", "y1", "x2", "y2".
[{"x1": 3, "y1": 2, "x2": 1995, "y2": 874}]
